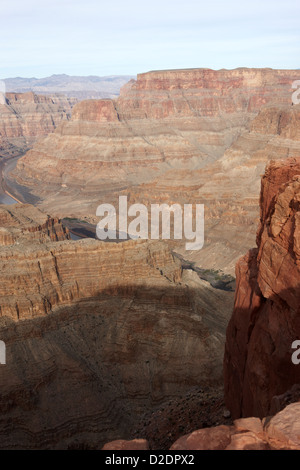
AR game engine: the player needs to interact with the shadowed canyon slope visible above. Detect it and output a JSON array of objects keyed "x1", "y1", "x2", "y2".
[
  {"x1": 0, "y1": 204, "x2": 233, "y2": 449},
  {"x1": 11, "y1": 68, "x2": 300, "y2": 273},
  {"x1": 0, "y1": 92, "x2": 76, "y2": 158},
  {"x1": 224, "y1": 157, "x2": 300, "y2": 419},
  {"x1": 102, "y1": 158, "x2": 300, "y2": 451}
]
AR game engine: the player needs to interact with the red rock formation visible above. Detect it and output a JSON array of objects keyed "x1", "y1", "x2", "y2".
[
  {"x1": 102, "y1": 402, "x2": 300, "y2": 450},
  {"x1": 11, "y1": 69, "x2": 300, "y2": 274},
  {"x1": 170, "y1": 425, "x2": 233, "y2": 450},
  {"x1": 0, "y1": 204, "x2": 69, "y2": 246},
  {"x1": 15, "y1": 69, "x2": 299, "y2": 190},
  {"x1": 171, "y1": 403, "x2": 300, "y2": 451},
  {"x1": 224, "y1": 157, "x2": 300, "y2": 419},
  {"x1": 0, "y1": 92, "x2": 76, "y2": 157},
  {"x1": 72, "y1": 99, "x2": 119, "y2": 122},
  {"x1": 118, "y1": 68, "x2": 298, "y2": 118}
]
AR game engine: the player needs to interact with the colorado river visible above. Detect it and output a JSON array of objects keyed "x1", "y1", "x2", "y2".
[
  {"x1": 0, "y1": 155, "x2": 98, "y2": 240},
  {"x1": 0, "y1": 155, "x2": 129, "y2": 242},
  {"x1": 0, "y1": 154, "x2": 40, "y2": 205},
  {"x1": 0, "y1": 193, "x2": 17, "y2": 205}
]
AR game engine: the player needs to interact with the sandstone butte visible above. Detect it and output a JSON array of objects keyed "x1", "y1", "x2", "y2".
[
  {"x1": 10, "y1": 68, "x2": 300, "y2": 274},
  {"x1": 0, "y1": 92, "x2": 76, "y2": 158},
  {"x1": 0, "y1": 203, "x2": 233, "y2": 449},
  {"x1": 102, "y1": 156, "x2": 300, "y2": 451}
]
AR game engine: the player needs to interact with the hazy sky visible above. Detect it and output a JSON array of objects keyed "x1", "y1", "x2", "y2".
[{"x1": 1, "y1": 0, "x2": 299, "y2": 78}]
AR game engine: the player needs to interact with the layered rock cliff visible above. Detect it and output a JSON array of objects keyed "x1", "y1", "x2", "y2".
[
  {"x1": 101, "y1": 158, "x2": 300, "y2": 450},
  {"x1": 0, "y1": 204, "x2": 69, "y2": 246},
  {"x1": 0, "y1": 204, "x2": 233, "y2": 449},
  {"x1": 224, "y1": 157, "x2": 300, "y2": 419},
  {"x1": 14, "y1": 68, "x2": 298, "y2": 192},
  {"x1": 0, "y1": 92, "x2": 76, "y2": 158},
  {"x1": 11, "y1": 68, "x2": 300, "y2": 273}
]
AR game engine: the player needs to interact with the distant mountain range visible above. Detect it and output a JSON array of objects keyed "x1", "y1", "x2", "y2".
[{"x1": 3, "y1": 74, "x2": 135, "y2": 99}]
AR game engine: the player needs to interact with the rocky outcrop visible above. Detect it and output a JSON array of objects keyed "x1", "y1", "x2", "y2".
[
  {"x1": 102, "y1": 439, "x2": 149, "y2": 450},
  {"x1": 224, "y1": 157, "x2": 300, "y2": 419},
  {"x1": 0, "y1": 92, "x2": 76, "y2": 157},
  {"x1": 102, "y1": 402, "x2": 300, "y2": 450},
  {"x1": 173, "y1": 403, "x2": 300, "y2": 450},
  {"x1": 118, "y1": 68, "x2": 298, "y2": 118},
  {"x1": 11, "y1": 69, "x2": 300, "y2": 274},
  {"x1": 0, "y1": 204, "x2": 69, "y2": 246},
  {"x1": 0, "y1": 204, "x2": 233, "y2": 449}
]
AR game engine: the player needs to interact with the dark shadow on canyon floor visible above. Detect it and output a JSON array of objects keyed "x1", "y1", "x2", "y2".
[{"x1": 0, "y1": 282, "x2": 233, "y2": 449}]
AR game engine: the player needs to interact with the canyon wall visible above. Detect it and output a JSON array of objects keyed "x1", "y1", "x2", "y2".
[
  {"x1": 101, "y1": 157, "x2": 300, "y2": 450},
  {"x1": 11, "y1": 68, "x2": 300, "y2": 273},
  {"x1": 0, "y1": 92, "x2": 76, "y2": 157},
  {"x1": 118, "y1": 103, "x2": 300, "y2": 274},
  {"x1": 224, "y1": 157, "x2": 300, "y2": 419},
  {"x1": 14, "y1": 68, "x2": 299, "y2": 191},
  {"x1": 0, "y1": 204, "x2": 69, "y2": 246},
  {"x1": 0, "y1": 204, "x2": 233, "y2": 449}
]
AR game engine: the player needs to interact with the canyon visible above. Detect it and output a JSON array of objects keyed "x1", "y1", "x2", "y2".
[
  {"x1": 10, "y1": 68, "x2": 300, "y2": 273},
  {"x1": 0, "y1": 68, "x2": 300, "y2": 450},
  {"x1": 102, "y1": 156, "x2": 300, "y2": 450},
  {"x1": 0, "y1": 204, "x2": 233, "y2": 449},
  {"x1": 0, "y1": 92, "x2": 76, "y2": 158}
]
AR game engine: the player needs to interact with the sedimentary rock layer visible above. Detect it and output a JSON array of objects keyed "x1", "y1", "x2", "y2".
[
  {"x1": 11, "y1": 69, "x2": 300, "y2": 273},
  {"x1": 0, "y1": 204, "x2": 69, "y2": 246},
  {"x1": 0, "y1": 92, "x2": 76, "y2": 157},
  {"x1": 0, "y1": 204, "x2": 233, "y2": 449},
  {"x1": 14, "y1": 69, "x2": 299, "y2": 192},
  {"x1": 224, "y1": 157, "x2": 300, "y2": 419}
]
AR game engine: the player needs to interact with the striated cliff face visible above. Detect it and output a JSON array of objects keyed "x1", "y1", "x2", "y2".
[
  {"x1": 11, "y1": 68, "x2": 300, "y2": 273},
  {"x1": 224, "y1": 157, "x2": 300, "y2": 419},
  {"x1": 118, "y1": 68, "x2": 297, "y2": 118},
  {"x1": 0, "y1": 204, "x2": 69, "y2": 246},
  {"x1": 14, "y1": 68, "x2": 298, "y2": 191},
  {"x1": 0, "y1": 204, "x2": 233, "y2": 449},
  {"x1": 101, "y1": 157, "x2": 300, "y2": 450},
  {"x1": 0, "y1": 92, "x2": 76, "y2": 158},
  {"x1": 118, "y1": 103, "x2": 300, "y2": 274}
]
